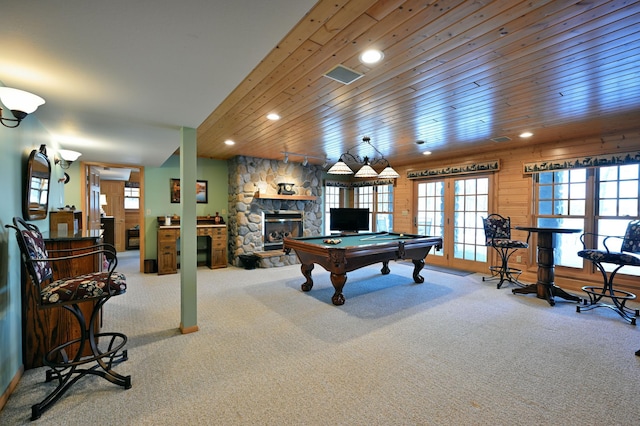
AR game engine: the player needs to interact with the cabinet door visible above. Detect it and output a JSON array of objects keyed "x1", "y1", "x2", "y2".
[
  {"x1": 157, "y1": 229, "x2": 178, "y2": 274},
  {"x1": 157, "y1": 241, "x2": 177, "y2": 274},
  {"x1": 212, "y1": 246, "x2": 227, "y2": 268}
]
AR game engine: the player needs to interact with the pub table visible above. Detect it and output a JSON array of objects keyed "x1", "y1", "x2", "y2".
[{"x1": 512, "y1": 226, "x2": 583, "y2": 306}]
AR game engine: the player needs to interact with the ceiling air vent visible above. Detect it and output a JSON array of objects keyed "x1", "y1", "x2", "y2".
[
  {"x1": 323, "y1": 64, "x2": 364, "y2": 85},
  {"x1": 490, "y1": 136, "x2": 512, "y2": 143}
]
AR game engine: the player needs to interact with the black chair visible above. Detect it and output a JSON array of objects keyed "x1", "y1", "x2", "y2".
[
  {"x1": 482, "y1": 214, "x2": 529, "y2": 289},
  {"x1": 5, "y1": 217, "x2": 131, "y2": 420},
  {"x1": 576, "y1": 220, "x2": 640, "y2": 325}
]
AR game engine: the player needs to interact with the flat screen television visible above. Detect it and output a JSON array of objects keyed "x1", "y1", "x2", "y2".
[{"x1": 329, "y1": 208, "x2": 370, "y2": 233}]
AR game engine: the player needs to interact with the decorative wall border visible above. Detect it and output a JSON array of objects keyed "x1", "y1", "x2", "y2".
[
  {"x1": 324, "y1": 178, "x2": 395, "y2": 187},
  {"x1": 523, "y1": 151, "x2": 640, "y2": 174},
  {"x1": 407, "y1": 160, "x2": 500, "y2": 179}
]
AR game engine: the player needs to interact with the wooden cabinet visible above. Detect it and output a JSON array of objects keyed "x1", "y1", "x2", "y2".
[
  {"x1": 23, "y1": 231, "x2": 102, "y2": 369},
  {"x1": 157, "y1": 223, "x2": 227, "y2": 275},
  {"x1": 157, "y1": 228, "x2": 179, "y2": 275},
  {"x1": 101, "y1": 216, "x2": 115, "y2": 247},
  {"x1": 210, "y1": 226, "x2": 227, "y2": 269},
  {"x1": 126, "y1": 228, "x2": 140, "y2": 250},
  {"x1": 50, "y1": 211, "x2": 83, "y2": 233}
]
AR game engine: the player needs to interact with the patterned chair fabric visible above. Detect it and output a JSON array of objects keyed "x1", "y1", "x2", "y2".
[
  {"x1": 576, "y1": 220, "x2": 640, "y2": 324},
  {"x1": 483, "y1": 214, "x2": 529, "y2": 249},
  {"x1": 14, "y1": 218, "x2": 127, "y2": 306},
  {"x1": 577, "y1": 220, "x2": 640, "y2": 267},
  {"x1": 482, "y1": 213, "x2": 528, "y2": 289}
]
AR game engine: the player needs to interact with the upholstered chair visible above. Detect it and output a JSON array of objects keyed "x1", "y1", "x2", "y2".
[
  {"x1": 576, "y1": 220, "x2": 640, "y2": 324},
  {"x1": 482, "y1": 213, "x2": 529, "y2": 289},
  {"x1": 5, "y1": 217, "x2": 131, "y2": 420}
]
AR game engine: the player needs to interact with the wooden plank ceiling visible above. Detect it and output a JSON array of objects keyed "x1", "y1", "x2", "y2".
[{"x1": 197, "y1": 0, "x2": 640, "y2": 169}]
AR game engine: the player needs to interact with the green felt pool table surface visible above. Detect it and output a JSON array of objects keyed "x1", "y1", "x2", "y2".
[{"x1": 283, "y1": 232, "x2": 443, "y2": 305}]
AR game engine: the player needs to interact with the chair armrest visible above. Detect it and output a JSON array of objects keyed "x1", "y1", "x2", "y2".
[
  {"x1": 34, "y1": 244, "x2": 119, "y2": 273},
  {"x1": 580, "y1": 232, "x2": 624, "y2": 253}
]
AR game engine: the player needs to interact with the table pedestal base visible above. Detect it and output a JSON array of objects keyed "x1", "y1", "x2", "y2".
[
  {"x1": 512, "y1": 283, "x2": 581, "y2": 306},
  {"x1": 511, "y1": 227, "x2": 582, "y2": 306}
]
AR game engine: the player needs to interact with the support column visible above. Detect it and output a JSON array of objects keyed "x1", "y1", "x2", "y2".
[{"x1": 179, "y1": 127, "x2": 198, "y2": 334}]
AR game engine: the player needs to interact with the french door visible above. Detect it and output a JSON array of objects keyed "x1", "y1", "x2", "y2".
[{"x1": 414, "y1": 176, "x2": 490, "y2": 271}]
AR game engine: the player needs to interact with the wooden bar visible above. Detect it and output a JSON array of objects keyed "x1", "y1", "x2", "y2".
[{"x1": 22, "y1": 229, "x2": 102, "y2": 369}]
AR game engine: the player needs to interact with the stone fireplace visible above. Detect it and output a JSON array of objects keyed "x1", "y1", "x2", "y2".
[
  {"x1": 263, "y1": 211, "x2": 303, "y2": 251},
  {"x1": 227, "y1": 156, "x2": 324, "y2": 268}
]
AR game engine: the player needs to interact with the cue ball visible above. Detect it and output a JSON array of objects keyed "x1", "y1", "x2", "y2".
[{"x1": 400, "y1": 233, "x2": 404, "y2": 237}]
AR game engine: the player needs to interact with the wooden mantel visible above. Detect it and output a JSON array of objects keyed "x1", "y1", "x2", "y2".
[{"x1": 253, "y1": 191, "x2": 317, "y2": 201}]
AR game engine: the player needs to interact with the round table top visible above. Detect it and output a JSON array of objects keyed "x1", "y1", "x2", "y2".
[{"x1": 515, "y1": 226, "x2": 582, "y2": 234}]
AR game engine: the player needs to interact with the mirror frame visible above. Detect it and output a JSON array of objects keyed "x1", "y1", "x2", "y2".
[{"x1": 23, "y1": 144, "x2": 52, "y2": 221}]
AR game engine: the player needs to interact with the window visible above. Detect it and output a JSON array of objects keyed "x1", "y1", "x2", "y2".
[
  {"x1": 355, "y1": 184, "x2": 393, "y2": 232},
  {"x1": 324, "y1": 186, "x2": 341, "y2": 234},
  {"x1": 355, "y1": 186, "x2": 374, "y2": 232},
  {"x1": 124, "y1": 183, "x2": 140, "y2": 210},
  {"x1": 416, "y1": 177, "x2": 489, "y2": 263},
  {"x1": 416, "y1": 180, "x2": 444, "y2": 238},
  {"x1": 453, "y1": 177, "x2": 488, "y2": 262},
  {"x1": 535, "y1": 164, "x2": 640, "y2": 275}
]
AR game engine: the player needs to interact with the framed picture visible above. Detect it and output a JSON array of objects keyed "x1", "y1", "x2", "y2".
[{"x1": 170, "y1": 179, "x2": 208, "y2": 204}]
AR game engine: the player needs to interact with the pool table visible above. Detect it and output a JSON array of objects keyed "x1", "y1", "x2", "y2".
[{"x1": 283, "y1": 232, "x2": 443, "y2": 305}]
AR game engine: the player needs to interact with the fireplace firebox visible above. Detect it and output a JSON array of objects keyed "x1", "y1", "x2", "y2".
[{"x1": 263, "y1": 211, "x2": 303, "y2": 251}]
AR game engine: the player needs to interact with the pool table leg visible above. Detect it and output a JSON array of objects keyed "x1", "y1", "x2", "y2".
[
  {"x1": 412, "y1": 258, "x2": 425, "y2": 283},
  {"x1": 381, "y1": 261, "x2": 390, "y2": 275},
  {"x1": 329, "y1": 272, "x2": 347, "y2": 306},
  {"x1": 300, "y1": 263, "x2": 314, "y2": 292}
]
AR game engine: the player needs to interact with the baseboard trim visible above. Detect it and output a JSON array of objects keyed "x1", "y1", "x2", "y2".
[
  {"x1": 0, "y1": 365, "x2": 24, "y2": 412},
  {"x1": 180, "y1": 323, "x2": 199, "y2": 334}
]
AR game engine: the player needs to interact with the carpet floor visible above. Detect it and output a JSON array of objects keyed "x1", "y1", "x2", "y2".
[{"x1": 1, "y1": 251, "x2": 639, "y2": 425}]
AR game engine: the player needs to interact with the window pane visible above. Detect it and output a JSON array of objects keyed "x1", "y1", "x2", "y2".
[
  {"x1": 570, "y1": 183, "x2": 586, "y2": 199},
  {"x1": 554, "y1": 171, "x2": 570, "y2": 183},
  {"x1": 124, "y1": 198, "x2": 139, "y2": 209},
  {"x1": 569, "y1": 200, "x2": 585, "y2": 216},
  {"x1": 570, "y1": 169, "x2": 586, "y2": 182},
  {"x1": 538, "y1": 185, "x2": 552, "y2": 200},
  {"x1": 620, "y1": 164, "x2": 639, "y2": 180},
  {"x1": 539, "y1": 201, "x2": 552, "y2": 215},
  {"x1": 537, "y1": 217, "x2": 584, "y2": 268},
  {"x1": 619, "y1": 199, "x2": 638, "y2": 216},
  {"x1": 477, "y1": 194, "x2": 488, "y2": 211},
  {"x1": 620, "y1": 180, "x2": 638, "y2": 198},
  {"x1": 555, "y1": 200, "x2": 568, "y2": 215},
  {"x1": 554, "y1": 184, "x2": 569, "y2": 199},
  {"x1": 539, "y1": 173, "x2": 553, "y2": 184},
  {"x1": 600, "y1": 181, "x2": 618, "y2": 198},
  {"x1": 600, "y1": 166, "x2": 618, "y2": 181}
]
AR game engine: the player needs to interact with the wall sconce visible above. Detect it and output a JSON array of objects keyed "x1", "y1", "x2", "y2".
[
  {"x1": 0, "y1": 87, "x2": 45, "y2": 128},
  {"x1": 55, "y1": 149, "x2": 82, "y2": 169},
  {"x1": 327, "y1": 136, "x2": 400, "y2": 178}
]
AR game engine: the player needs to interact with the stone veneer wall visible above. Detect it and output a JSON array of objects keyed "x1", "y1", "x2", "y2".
[{"x1": 228, "y1": 156, "x2": 324, "y2": 268}]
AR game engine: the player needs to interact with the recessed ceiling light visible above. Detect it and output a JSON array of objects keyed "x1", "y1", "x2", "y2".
[
  {"x1": 520, "y1": 132, "x2": 533, "y2": 138},
  {"x1": 224, "y1": 139, "x2": 235, "y2": 145},
  {"x1": 359, "y1": 49, "x2": 384, "y2": 64},
  {"x1": 423, "y1": 151, "x2": 432, "y2": 156},
  {"x1": 266, "y1": 113, "x2": 280, "y2": 121}
]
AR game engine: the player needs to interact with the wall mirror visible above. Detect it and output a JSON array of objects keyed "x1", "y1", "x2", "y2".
[{"x1": 23, "y1": 144, "x2": 51, "y2": 220}]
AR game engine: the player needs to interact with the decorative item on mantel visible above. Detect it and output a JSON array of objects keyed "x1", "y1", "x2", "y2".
[{"x1": 277, "y1": 183, "x2": 296, "y2": 195}]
